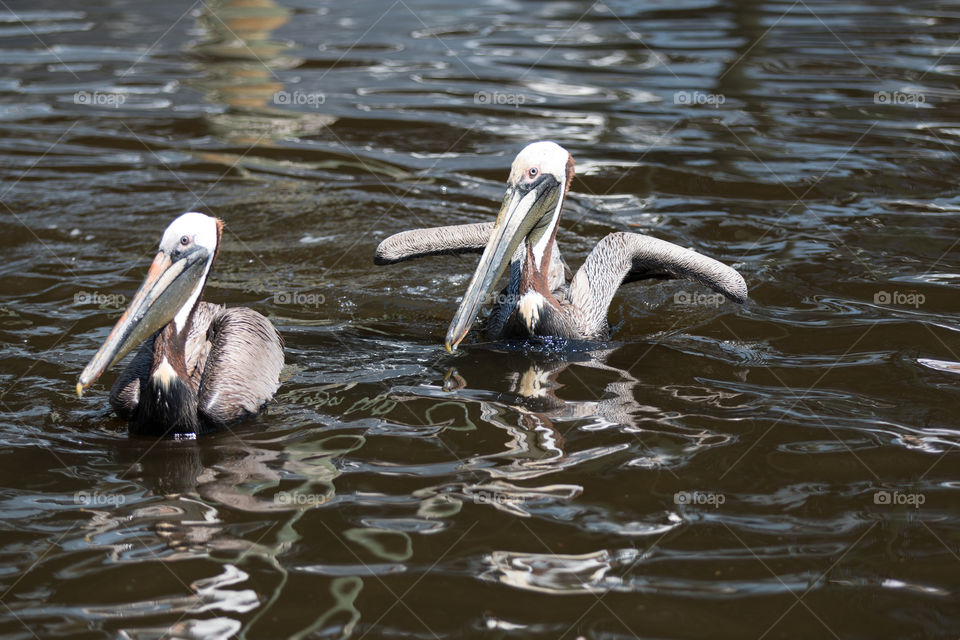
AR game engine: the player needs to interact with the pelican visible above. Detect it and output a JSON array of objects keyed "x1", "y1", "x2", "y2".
[
  {"x1": 375, "y1": 141, "x2": 748, "y2": 352},
  {"x1": 76, "y1": 212, "x2": 284, "y2": 438}
]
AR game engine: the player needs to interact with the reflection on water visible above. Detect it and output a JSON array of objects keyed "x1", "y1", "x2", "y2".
[
  {"x1": 192, "y1": 0, "x2": 337, "y2": 148},
  {"x1": 0, "y1": 0, "x2": 959, "y2": 637}
]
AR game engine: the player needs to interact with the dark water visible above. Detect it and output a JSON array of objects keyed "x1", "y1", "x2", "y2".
[{"x1": 1, "y1": 0, "x2": 959, "y2": 637}]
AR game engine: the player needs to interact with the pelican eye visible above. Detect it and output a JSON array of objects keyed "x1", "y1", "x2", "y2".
[
  {"x1": 527, "y1": 167, "x2": 539, "y2": 179},
  {"x1": 179, "y1": 235, "x2": 191, "y2": 246}
]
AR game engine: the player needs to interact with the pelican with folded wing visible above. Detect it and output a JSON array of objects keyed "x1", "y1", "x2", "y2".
[
  {"x1": 76, "y1": 212, "x2": 284, "y2": 437},
  {"x1": 375, "y1": 141, "x2": 747, "y2": 352}
]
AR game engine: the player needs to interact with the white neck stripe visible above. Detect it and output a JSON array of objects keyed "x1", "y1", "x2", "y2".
[
  {"x1": 173, "y1": 255, "x2": 213, "y2": 334},
  {"x1": 530, "y1": 187, "x2": 565, "y2": 270}
]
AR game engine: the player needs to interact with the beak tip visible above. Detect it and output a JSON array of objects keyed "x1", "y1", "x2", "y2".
[
  {"x1": 76, "y1": 382, "x2": 85, "y2": 398},
  {"x1": 444, "y1": 341, "x2": 455, "y2": 354}
]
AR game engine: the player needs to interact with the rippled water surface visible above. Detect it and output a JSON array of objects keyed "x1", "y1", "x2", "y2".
[{"x1": 2, "y1": 0, "x2": 959, "y2": 638}]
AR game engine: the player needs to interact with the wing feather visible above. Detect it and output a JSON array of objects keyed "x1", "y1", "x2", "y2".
[
  {"x1": 374, "y1": 222, "x2": 494, "y2": 264},
  {"x1": 568, "y1": 232, "x2": 747, "y2": 335},
  {"x1": 197, "y1": 307, "x2": 284, "y2": 426}
]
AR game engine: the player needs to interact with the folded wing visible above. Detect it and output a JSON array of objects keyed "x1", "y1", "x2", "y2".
[{"x1": 197, "y1": 307, "x2": 284, "y2": 426}]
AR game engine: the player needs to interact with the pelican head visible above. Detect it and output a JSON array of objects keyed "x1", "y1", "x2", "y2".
[
  {"x1": 77, "y1": 212, "x2": 222, "y2": 397},
  {"x1": 445, "y1": 141, "x2": 574, "y2": 352}
]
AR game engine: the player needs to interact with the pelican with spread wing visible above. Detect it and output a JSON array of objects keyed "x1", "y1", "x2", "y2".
[{"x1": 375, "y1": 141, "x2": 747, "y2": 351}]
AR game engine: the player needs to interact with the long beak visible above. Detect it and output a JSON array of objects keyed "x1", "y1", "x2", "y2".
[
  {"x1": 444, "y1": 179, "x2": 561, "y2": 352},
  {"x1": 76, "y1": 249, "x2": 208, "y2": 397}
]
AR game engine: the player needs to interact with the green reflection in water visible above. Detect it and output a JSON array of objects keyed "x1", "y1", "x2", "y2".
[{"x1": 344, "y1": 527, "x2": 414, "y2": 562}]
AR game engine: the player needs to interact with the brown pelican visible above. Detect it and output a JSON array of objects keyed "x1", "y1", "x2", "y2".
[
  {"x1": 76, "y1": 212, "x2": 284, "y2": 438},
  {"x1": 375, "y1": 141, "x2": 748, "y2": 352}
]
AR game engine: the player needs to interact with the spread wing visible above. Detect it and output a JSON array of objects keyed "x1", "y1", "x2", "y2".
[
  {"x1": 375, "y1": 221, "x2": 571, "y2": 284},
  {"x1": 197, "y1": 307, "x2": 284, "y2": 426},
  {"x1": 373, "y1": 222, "x2": 495, "y2": 264},
  {"x1": 568, "y1": 232, "x2": 748, "y2": 335}
]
